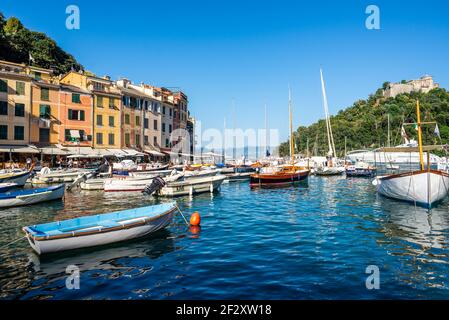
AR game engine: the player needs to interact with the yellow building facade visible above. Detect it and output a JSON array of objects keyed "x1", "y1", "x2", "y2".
[{"x1": 60, "y1": 72, "x2": 122, "y2": 149}]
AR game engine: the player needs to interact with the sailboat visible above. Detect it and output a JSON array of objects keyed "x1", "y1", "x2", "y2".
[
  {"x1": 373, "y1": 100, "x2": 449, "y2": 209},
  {"x1": 315, "y1": 69, "x2": 345, "y2": 176},
  {"x1": 250, "y1": 88, "x2": 310, "y2": 187}
]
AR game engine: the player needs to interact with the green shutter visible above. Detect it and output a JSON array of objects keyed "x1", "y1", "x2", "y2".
[
  {"x1": 41, "y1": 88, "x2": 49, "y2": 101},
  {"x1": 0, "y1": 79, "x2": 7, "y2": 92},
  {"x1": 97, "y1": 96, "x2": 103, "y2": 107},
  {"x1": 80, "y1": 110, "x2": 85, "y2": 121},
  {"x1": 39, "y1": 104, "x2": 51, "y2": 119},
  {"x1": 72, "y1": 93, "x2": 81, "y2": 103},
  {"x1": 16, "y1": 82, "x2": 25, "y2": 95}
]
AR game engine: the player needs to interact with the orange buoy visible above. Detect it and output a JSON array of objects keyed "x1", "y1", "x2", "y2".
[{"x1": 190, "y1": 212, "x2": 201, "y2": 226}]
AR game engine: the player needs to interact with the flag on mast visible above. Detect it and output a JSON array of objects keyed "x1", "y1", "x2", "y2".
[
  {"x1": 29, "y1": 52, "x2": 35, "y2": 64},
  {"x1": 434, "y1": 123, "x2": 441, "y2": 139}
]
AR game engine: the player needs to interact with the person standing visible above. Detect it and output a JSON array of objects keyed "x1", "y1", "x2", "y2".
[{"x1": 26, "y1": 157, "x2": 32, "y2": 170}]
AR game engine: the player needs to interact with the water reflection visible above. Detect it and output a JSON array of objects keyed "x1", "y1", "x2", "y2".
[
  {"x1": 378, "y1": 197, "x2": 449, "y2": 251},
  {"x1": 376, "y1": 197, "x2": 449, "y2": 291}
]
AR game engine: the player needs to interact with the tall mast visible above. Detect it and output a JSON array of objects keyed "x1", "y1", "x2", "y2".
[
  {"x1": 344, "y1": 136, "x2": 347, "y2": 159},
  {"x1": 387, "y1": 113, "x2": 391, "y2": 148},
  {"x1": 320, "y1": 68, "x2": 336, "y2": 157},
  {"x1": 232, "y1": 99, "x2": 236, "y2": 160},
  {"x1": 265, "y1": 103, "x2": 269, "y2": 157},
  {"x1": 416, "y1": 100, "x2": 424, "y2": 170},
  {"x1": 306, "y1": 138, "x2": 310, "y2": 158},
  {"x1": 289, "y1": 86, "x2": 294, "y2": 165},
  {"x1": 223, "y1": 117, "x2": 226, "y2": 162}
]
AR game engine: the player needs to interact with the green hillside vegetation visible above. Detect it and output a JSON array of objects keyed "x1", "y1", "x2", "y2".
[
  {"x1": 0, "y1": 12, "x2": 83, "y2": 75},
  {"x1": 279, "y1": 86, "x2": 449, "y2": 157}
]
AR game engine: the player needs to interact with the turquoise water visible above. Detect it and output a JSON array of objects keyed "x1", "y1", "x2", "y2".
[{"x1": 0, "y1": 176, "x2": 448, "y2": 300}]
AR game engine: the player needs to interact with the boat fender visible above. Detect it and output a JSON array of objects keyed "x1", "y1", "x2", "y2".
[
  {"x1": 190, "y1": 212, "x2": 201, "y2": 226},
  {"x1": 372, "y1": 179, "x2": 379, "y2": 186}
]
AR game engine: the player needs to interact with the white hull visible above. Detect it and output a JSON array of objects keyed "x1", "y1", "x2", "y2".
[
  {"x1": 32, "y1": 170, "x2": 89, "y2": 184},
  {"x1": 375, "y1": 171, "x2": 449, "y2": 208},
  {"x1": 26, "y1": 210, "x2": 174, "y2": 254},
  {"x1": 104, "y1": 178, "x2": 154, "y2": 192},
  {"x1": 315, "y1": 166, "x2": 345, "y2": 176},
  {"x1": 80, "y1": 179, "x2": 106, "y2": 190},
  {"x1": 159, "y1": 175, "x2": 226, "y2": 197},
  {"x1": 0, "y1": 186, "x2": 65, "y2": 208}
]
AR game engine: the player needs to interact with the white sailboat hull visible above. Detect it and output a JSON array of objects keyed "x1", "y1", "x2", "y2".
[{"x1": 375, "y1": 170, "x2": 449, "y2": 208}]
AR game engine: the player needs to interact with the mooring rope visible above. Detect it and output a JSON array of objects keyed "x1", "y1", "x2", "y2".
[
  {"x1": 0, "y1": 236, "x2": 26, "y2": 250},
  {"x1": 174, "y1": 203, "x2": 190, "y2": 227}
]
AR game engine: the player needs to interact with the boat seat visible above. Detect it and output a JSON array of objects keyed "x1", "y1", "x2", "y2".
[
  {"x1": 44, "y1": 230, "x2": 65, "y2": 237},
  {"x1": 100, "y1": 220, "x2": 121, "y2": 229}
]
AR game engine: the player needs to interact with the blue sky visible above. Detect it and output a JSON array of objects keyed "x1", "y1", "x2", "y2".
[{"x1": 2, "y1": 0, "x2": 449, "y2": 143}]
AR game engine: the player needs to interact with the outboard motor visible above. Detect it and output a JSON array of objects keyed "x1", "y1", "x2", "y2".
[{"x1": 143, "y1": 176, "x2": 166, "y2": 195}]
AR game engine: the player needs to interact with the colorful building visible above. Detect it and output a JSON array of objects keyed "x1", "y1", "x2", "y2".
[
  {"x1": 58, "y1": 84, "x2": 93, "y2": 147},
  {"x1": 116, "y1": 79, "x2": 144, "y2": 149},
  {"x1": 60, "y1": 72, "x2": 122, "y2": 149},
  {"x1": 0, "y1": 60, "x2": 34, "y2": 146},
  {"x1": 0, "y1": 59, "x2": 192, "y2": 162},
  {"x1": 30, "y1": 80, "x2": 61, "y2": 146}
]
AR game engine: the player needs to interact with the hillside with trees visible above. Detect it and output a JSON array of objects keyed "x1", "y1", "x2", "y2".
[
  {"x1": 279, "y1": 86, "x2": 449, "y2": 157},
  {"x1": 0, "y1": 12, "x2": 83, "y2": 75}
]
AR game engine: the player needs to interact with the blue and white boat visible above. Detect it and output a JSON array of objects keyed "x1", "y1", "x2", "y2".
[
  {"x1": 0, "y1": 183, "x2": 18, "y2": 193},
  {"x1": 0, "y1": 184, "x2": 65, "y2": 208},
  {"x1": 0, "y1": 169, "x2": 32, "y2": 187},
  {"x1": 23, "y1": 202, "x2": 177, "y2": 255}
]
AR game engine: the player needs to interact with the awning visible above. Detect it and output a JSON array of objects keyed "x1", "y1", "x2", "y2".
[
  {"x1": 145, "y1": 149, "x2": 165, "y2": 157},
  {"x1": 164, "y1": 151, "x2": 192, "y2": 157},
  {"x1": 144, "y1": 145, "x2": 165, "y2": 157},
  {"x1": 90, "y1": 149, "x2": 116, "y2": 157},
  {"x1": 122, "y1": 149, "x2": 145, "y2": 156},
  {"x1": 70, "y1": 130, "x2": 81, "y2": 138},
  {"x1": 0, "y1": 145, "x2": 40, "y2": 154},
  {"x1": 39, "y1": 147, "x2": 72, "y2": 155}
]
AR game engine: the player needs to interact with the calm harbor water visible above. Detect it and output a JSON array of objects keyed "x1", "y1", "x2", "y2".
[{"x1": 1, "y1": 176, "x2": 449, "y2": 300}]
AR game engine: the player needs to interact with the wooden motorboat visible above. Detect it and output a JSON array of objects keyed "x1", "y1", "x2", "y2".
[
  {"x1": 250, "y1": 166, "x2": 310, "y2": 187},
  {"x1": 250, "y1": 88, "x2": 310, "y2": 188},
  {"x1": 22, "y1": 202, "x2": 177, "y2": 255},
  {"x1": 0, "y1": 184, "x2": 65, "y2": 208}
]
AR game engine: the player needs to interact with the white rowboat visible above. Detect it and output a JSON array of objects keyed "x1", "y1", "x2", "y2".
[{"x1": 23, "y1": 202, "x2": 176, "y2": 255}]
